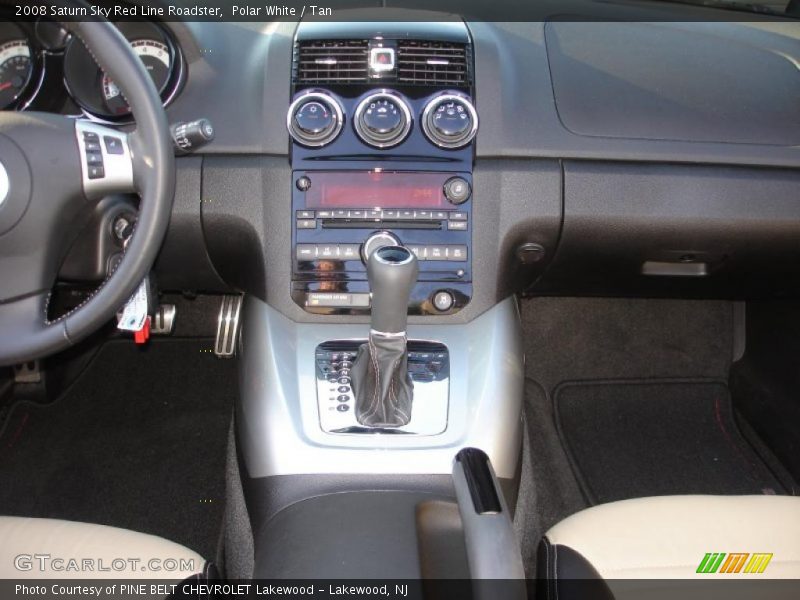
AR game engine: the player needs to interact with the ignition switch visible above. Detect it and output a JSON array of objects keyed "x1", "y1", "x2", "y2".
[{"x1": 112, "y1": 214, "x2": 135, "y2": 244}]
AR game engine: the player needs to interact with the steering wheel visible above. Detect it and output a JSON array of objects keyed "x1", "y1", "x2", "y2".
[{"x1": 0, "y1": 18, "x2": 175, "y2": 366}]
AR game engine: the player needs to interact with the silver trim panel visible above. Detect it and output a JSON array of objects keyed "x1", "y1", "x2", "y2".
[
  {"x1": 74, "y1": 120, "x2": 134, "y2": 200},
  {"x1": 237, "y1": 297, "x2": 524, "y2": 478}
]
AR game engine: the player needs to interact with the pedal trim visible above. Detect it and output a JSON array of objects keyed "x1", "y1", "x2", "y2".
[{"x1": 214, "y1": 295, "x2": 243, "y2": 358}]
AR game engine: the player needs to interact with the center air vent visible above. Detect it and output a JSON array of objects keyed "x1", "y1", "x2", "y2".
[
  {"x1": 294, "y1": 40, "x2": 368, "y2": 84},
  {"x1": 294, "y1": 39, "x2": 472, "y2": 87},
  {"x1": 396, "y1": 41, "x2": 470, "y2": 86}
]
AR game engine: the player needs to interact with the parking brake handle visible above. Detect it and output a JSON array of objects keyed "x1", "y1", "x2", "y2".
[{"x1": 452, "y1": 448, "x2": 527, "y2": 597}]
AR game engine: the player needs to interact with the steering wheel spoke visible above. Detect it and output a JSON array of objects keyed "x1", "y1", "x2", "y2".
[{"x1": 74, "y1": 120, "x2": 136, "y2": 200}]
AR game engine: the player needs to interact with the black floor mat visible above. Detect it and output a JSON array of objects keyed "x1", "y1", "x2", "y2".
[
  {"x1": 555, "y1": 380, "x2": 786, "y2": 505},
  {"x1": 0, "y1": 339, "x2": 235, "y2": 559}
]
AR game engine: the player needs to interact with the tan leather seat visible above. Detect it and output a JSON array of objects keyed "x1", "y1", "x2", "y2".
[
  {"x1": 0, "y1": 517, "x2": 205, "y2": 580},
  {"x1": 543, "y1": 495, "x2": 800, "y2": 579}
]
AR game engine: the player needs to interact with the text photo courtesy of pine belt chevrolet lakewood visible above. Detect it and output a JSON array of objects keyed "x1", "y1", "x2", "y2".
[{"x1": 0, "y1": 0, "x2": 798, "y2": 599}]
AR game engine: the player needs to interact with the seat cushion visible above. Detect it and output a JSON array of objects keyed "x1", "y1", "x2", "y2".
[
  {"x1": 544, "y1": 495, "x2": 800, "y2": 579},
  {"x1": 0, "y1": 517, "x2": 205, "y2": 579}
]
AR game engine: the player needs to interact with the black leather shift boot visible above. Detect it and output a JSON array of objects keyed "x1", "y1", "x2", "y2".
[{"x1": 352, "y1": 332, "x2": 414, "y2": 427}]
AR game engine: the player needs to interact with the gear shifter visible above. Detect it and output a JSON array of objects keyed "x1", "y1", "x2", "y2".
[{"x1": 352, "y1": 245, "x2": 419, "y2": 427}]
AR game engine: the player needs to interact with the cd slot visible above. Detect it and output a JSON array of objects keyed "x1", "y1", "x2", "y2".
[{"x1": 322, "y1": 219, "x2": 443, "y2": 230}]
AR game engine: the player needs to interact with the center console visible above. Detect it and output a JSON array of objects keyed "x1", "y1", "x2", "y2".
[
  {"x1": 238, "y1": 17, "x2": 523, "y2": 472},
  {"x1": 288, "y1": 21, "x2": 477, "y2": 316},
  {"x1": 234, "y1": 16, "x2": 527, "y2": 584}
]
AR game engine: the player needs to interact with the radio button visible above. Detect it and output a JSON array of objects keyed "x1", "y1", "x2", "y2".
[
  {"x1": 340, "y1": 244, "x2": 361, "y2": 260},
  {"x1": 333, "y1": 209, "x2": 348, "y2": 219},
  {"x1": 317, "y1": 210, "x2": 333, "y2": 219},
  {"x1": 449, "y1": 211, "x2": 468, "y2": 221},
  {"x1": 448, "y1": 245, "x2": 468, "y2": 261},
  {"x1": 318, "y1": 244, "x2": 337, "y2": 258},
  {"x1": 349, "y1": 209, "x2": 366, "y2": 219},
  {"x1": 408, "y1": 246, "x2": 426, "y2": 261},
  {"x1": 427, "y1": 246, "x2": 446, "y2": 260},
  {"x1": 296, "y1": 210, "x2": 315, "y2": 219},
  {"x1": 432, "y1": 211, "x2": 449, "y2": 220},
  {"x1": 383, "y1": 210, "x2": 399, "y2": 219},
  {"x1": 444, "y1": 177, "x2": 471, "y2": 204},
  {"x1": 433, "y1": 291, "x2": 455, "y2": 312},
  {"x1": 367, "y1": 210, "x2": 382, "y2": 220},
  {"x1": 399, "y1": 210, "x2": 415, "y2": 220},
  {"x1": 296, "y1": 245, "x2": 317, "y2": 260},
  {"x1": 447, "y1": 220, "x2": 468, "y2": 231},
  {"x1": 415, "y1": 210, "x2": 432, "y2": 220},
  {"x1": 297, "y1": 219, "x2": 317, "y2": 229}
]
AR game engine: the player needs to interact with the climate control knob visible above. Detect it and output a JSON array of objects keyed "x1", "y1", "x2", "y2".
[
  {"x1": 422, "y1": 94, "x2": 478, "y2": 149},
  {"x1": 287, "y1": 92, "x2": 344, "y2": 147},
  {"x1": 354, "y1": 92, "x2": 412, "y2": 148}
]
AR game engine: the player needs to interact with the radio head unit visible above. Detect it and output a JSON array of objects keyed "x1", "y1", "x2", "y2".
[{"x1": 291, "y1": 170, "x2": 472, "y2": 316}]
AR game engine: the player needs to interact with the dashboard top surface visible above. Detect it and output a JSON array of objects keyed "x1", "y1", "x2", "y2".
[
  {"x1": 173, "y1": 18, "x2": 798, "y2": 167},
  {"x1": 2, "y1": 7, "x2": 798, "y2": 168}
]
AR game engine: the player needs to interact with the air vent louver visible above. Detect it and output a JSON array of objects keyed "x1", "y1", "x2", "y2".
[
  {"x1": 396, "y1": 41, "x2": 470, "y2": 86},
  {"x1": 294, "y1": 40, "x2": 369, "y2": 84}
]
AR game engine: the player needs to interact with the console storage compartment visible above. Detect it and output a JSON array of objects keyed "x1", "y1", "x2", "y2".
[{"x1": 253, "y1": 491, "x2": 469, "y2": 579}]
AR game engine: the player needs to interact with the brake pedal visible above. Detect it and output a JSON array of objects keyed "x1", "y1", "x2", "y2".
[{"x1": 214, "y1": 295, "x2": 243, "y2": 358}]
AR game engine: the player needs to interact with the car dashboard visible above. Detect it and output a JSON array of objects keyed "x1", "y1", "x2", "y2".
[
  {"x1": 2, "y1": 8, "x2": 800, "y2": 314},
  {"x1": 0, "y1": 0, "x2": 799, "y2": 590}
]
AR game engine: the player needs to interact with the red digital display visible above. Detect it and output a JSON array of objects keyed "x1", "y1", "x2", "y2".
[{"x1": 304, "y1": 171, "x2": 448, "y2": 208}]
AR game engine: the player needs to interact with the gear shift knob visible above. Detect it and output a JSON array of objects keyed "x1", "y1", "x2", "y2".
[
  {"x1": 367, "y1": 245, "x2": 419, "y2": 334},
  {"x1": 353, "y1": 245, "x2": 418, "y2": 427}
]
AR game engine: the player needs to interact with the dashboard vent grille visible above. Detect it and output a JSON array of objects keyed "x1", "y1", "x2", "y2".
[
  {"x1": 294, "y1": 40, "x2": 369, "y2": 83},
  {"x1": 396, "y1": 41, "x2": 470, "y2": 86}
]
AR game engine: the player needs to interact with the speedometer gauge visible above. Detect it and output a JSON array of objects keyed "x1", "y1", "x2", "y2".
[
  {"x1": 63, "y1": 22, "x2": 182, "y2": 121},
  {"x1": 102, "y1": 39, "x2": 171, "y2": 115},
  {"x1": 0, "y1": 40, "x2": 32, "y2": 109}
]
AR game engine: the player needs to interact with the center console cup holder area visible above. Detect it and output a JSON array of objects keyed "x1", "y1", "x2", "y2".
[{"x1": 252, "y1": 449, "x2": 526, "y2": 598}]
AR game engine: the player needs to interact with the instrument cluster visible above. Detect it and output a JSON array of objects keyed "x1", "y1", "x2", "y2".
[
  {"x1": 0, "y1": 17, "x2": 183, "y2": 121},
  {"x1": 0, "y1": 21, "x2": 42, "y2": 111}
]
